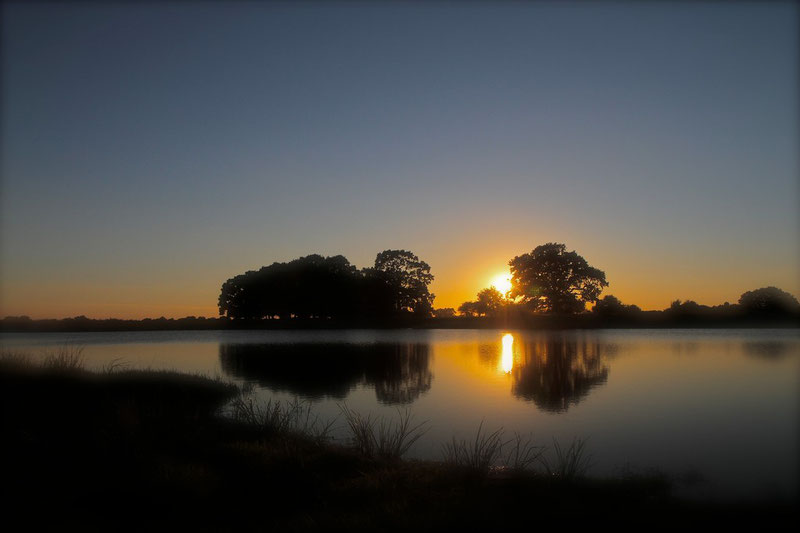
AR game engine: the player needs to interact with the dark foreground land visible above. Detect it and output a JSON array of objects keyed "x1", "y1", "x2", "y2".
[{"x1": 1, "y1": 358, "x2": 795, "y2": 532}]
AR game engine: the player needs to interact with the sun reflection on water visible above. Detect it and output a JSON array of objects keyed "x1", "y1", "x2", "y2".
[{"x1": 501, "y1": 333, "x2": 514, "y2": 374}]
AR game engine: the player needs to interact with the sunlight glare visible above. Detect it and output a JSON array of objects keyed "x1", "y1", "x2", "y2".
[
  {"x1": 501, "y1": 333, "x2": 514, "y2": 374},
  {"x1": 491, "y1": 273, "x2": 512, "y2": 295}
]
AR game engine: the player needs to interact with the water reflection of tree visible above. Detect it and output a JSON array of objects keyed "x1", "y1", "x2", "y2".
[
  {"x1": 511, "y1": 338, "x2": 609, "y2": 412},
  {"x1": 743, "y1": 341, "x2": 793, "y2": 359},
  {"x1": 219, "y1": 343, "x2": 432, "y2": 404},
  {"x1": 365, "y1": 344, "x2": 432, "y2": 404}
]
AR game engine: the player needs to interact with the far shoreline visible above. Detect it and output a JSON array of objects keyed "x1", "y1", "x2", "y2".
[{"x1": 2, "y1": 313, "x2": 798, "y2": 333}]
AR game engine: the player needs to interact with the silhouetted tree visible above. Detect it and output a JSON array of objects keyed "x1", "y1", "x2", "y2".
[
  {"x1": 509, "y1": 243, "x2": 608, "y2": 313},
  {"x1": 458, "y1": 287, "x2": 507, "y2": 316},
  {"x1": 738, "y1": 287, "x2": 800, "y2": 316},
  {"x1": 476, "y1": 287, "x2": 505, "y2": 316},
  {"x1": 458, "y1": 287, "x2": 506, "y2": 317},
  {"x1": 371, "y1": 250, "x2": 435, "y2": 316},
  {"x1": 433, "y1": 307, "x2": 456, "y2": 318}
]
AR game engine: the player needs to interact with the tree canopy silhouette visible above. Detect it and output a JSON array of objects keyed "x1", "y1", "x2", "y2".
[
  {"x1": 218, "y1": 251, "x2": 435, "y2": 320},
  {"x1": 509, "y1": 243, "x2": 608, "y2": 314}
]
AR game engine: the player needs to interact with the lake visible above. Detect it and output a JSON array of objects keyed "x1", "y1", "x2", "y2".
[{"x1": 2, "y1": 328, "x2": 797, "y2": 502}]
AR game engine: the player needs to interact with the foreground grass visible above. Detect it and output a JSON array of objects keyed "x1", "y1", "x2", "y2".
[{"x1": 0, "y1": 356, "x2": 794, "y2": 531}]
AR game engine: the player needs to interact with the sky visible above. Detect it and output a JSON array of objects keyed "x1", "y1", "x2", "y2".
[{"x1": 1, "y1": 1, "x2": 798, "y2": 319}]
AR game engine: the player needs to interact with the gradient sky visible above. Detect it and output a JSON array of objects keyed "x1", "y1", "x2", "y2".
[{"x1": 2, "y1": 1, "x2": 798, "y2": 319}]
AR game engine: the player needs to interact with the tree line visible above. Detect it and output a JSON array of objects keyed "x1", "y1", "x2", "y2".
[
  {"x1": 217, "y1": 242, "x2": 798, "y2": 322},
  {"x1": 453, "y1": 243, "x2": 800, "y2": 321},
  {"x1": 2, "y1": 242, "x2": 797, "y2": 331}
]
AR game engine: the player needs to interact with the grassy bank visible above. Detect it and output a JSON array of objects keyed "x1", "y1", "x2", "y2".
[{"x1": 0, "y1": 353, "x2": 794, "y2": 531}]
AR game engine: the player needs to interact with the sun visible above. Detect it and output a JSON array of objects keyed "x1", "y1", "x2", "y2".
[{"x1": 490, "y1": 273, "x2": 512, "y2": 295}]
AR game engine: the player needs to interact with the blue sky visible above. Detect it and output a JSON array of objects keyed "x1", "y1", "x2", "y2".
[{"x1": 1, "y1": 1, "x2": 798, "y2": 318}]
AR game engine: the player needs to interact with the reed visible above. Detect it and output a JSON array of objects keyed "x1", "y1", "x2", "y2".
[
  {"x1": 101, "y1": 357, "x2": 130, "y2": 374},
  {"x1": 0, "y1": 350, "x2": 30, "y2": 368},
  {"x1": 229, "y1": 394, "x2": 335, "y2": 441},
  {"x1": 42, "y1": 344, "x2": 85, "y2": 371},
  {"x1": 503, "y1": 432, "x2": 546, "y2": 472},
  {"x1": 441, "y1": 421, "x2": 505, "y2": 472},
  {"x1": 539, "y1": 437, "x2": 592, "y2": 480},
  {"x1": 442, "y1": 423, "x2": 549, "y2": 476},
  {"x1": 339, "y1": 404, "x2": 428, "y2": 460}
]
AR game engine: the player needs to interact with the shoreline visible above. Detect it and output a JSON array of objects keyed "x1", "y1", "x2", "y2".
[{"x1": 3, "y1": 314, "x2": 799, "y2": 333}]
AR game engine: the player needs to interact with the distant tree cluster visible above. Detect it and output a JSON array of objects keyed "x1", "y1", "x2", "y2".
[
  {"x1": 738, "y1": 286, "x2": 800, "y2": 316},
  {"x1": 592, "y1": 295, "x2": 641, "y2": 318},
  {"x1": 218, "y1": 250, "x2": 434, "y2": 320},
  {"x1": 661, "y1": 287, "x2": 800, "y2": 320},
  {"x1": 0, "y1": 315, "x2": 232, "y2": 332}
]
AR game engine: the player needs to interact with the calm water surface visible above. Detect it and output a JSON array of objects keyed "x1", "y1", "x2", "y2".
[{"x1": 2, "y1": 328, "x2": 798, "y2": 501}]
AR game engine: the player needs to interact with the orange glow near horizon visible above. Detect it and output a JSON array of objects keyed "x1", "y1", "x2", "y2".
[{"x1": 2, "y1": 256, "x2": 800, "y2": 319}]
